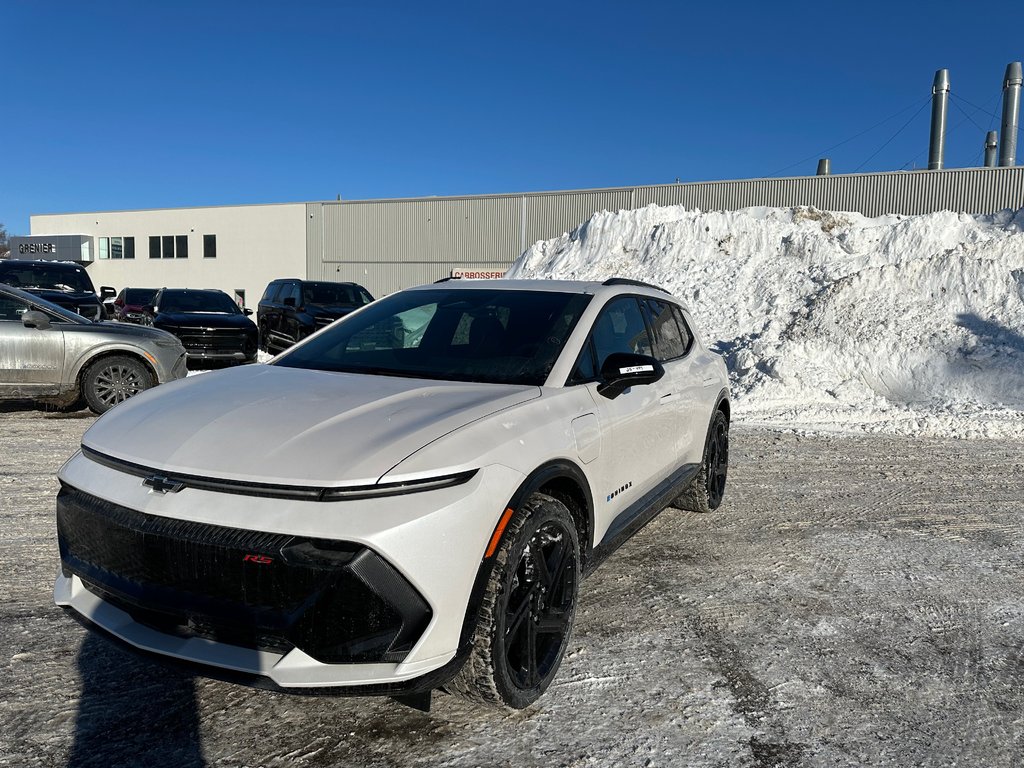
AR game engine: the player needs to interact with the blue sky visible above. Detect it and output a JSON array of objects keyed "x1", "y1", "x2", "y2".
[{"x1": 3, "y1": 0, "x2": 1021, "y2": 233}]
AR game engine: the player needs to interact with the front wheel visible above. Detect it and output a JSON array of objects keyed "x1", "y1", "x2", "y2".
[
  {"x1": 674, "y1": 410, "x2": 729, "y2": 513},
  {"x1": 448, "y1": 493, "x2": 580, "y2": 709},
  {"x1": 82, "y1": 355, "x2": 155, "y2": 414}
]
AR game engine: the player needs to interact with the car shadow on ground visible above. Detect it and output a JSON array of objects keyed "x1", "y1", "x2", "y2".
[
  {"x1": 0, "y1": 400, "x2": 93, "y2": 418},
  {"x1": 67, "y1": 633, "x2": 206, "y2": 768}
]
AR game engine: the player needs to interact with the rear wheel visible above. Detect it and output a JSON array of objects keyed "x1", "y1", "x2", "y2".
[
  {"x1": 448, "y1": 493, "x2": 580, "y2": 709},
  {"x1": 82, "y1": 355, "x2": 155, "y2": 414},
  {"x1": 674, "y1": 410, "x2": 729, "y2": 513}
]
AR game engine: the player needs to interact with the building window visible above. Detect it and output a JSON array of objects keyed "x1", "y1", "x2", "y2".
[
  {"x1": 162, "y1": 235, "x2": 174, "y2": 259},
  {"x1": 176, "y1": 235, "x2": 188, "y2": 259},
  {"x1": 98, "y1": 237, "x2": 109, "y2": 259},
  {"x1": 124, "y1": 237, "x2": 135, "y2": 259},
  {"x1": 110, "y1": 236, "x2": 123, "y2": 260},
  {"x1": 204, "y1": 234, "x2": 217, "y2": 258},
  {"x1": 149, "y1": 236, "x2": 160, "y2": 259}
]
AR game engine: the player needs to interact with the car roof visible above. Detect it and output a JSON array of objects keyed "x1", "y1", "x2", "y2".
[
  {"x1": 0, "y1": 259, "x2": 85, "y2": 270},
  {"x1": 405, "y1": 278, "x2": 676, "y2": 301},
  {"x1": 159, "y1": 288, "x2": 226, "y2": 295}
]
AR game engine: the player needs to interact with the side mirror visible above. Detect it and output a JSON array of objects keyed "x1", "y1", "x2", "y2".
[
  {"x1": 597, "y1": 352, "x2": 664, "y2": 399},
  {"x1": 22, "y1": 310, "x2": 52, "y2": 330},
  {"x1": 100, "y1": 286, "x2": 117, "y2": 301},
  {"x1": 283, "y1": 297, "x2": 296, "y2": 308},
  {"x1": 244, "y1": 308, "x2": 254, "y2": 316}
]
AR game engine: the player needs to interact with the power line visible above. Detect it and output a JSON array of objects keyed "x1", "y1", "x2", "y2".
[
  {"x1": 853, "y1": 97, "x2": 932, "y2": 173},
  {"x1": 953, "y1": 92, "x2": 1001, "y2": 121},
  {"x1": 768, "y1": 97, "x2": 930, "y2": 176},
  {"x1": 950, "y1": 94, "x2": 988, "y2": 134}
]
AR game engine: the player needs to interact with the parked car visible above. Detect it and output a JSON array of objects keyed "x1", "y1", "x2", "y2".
[
  {"x1": 258, "y1": 278, "x2": 373, "y2": 353},
  {"x1": 109, "y1": 287, "x2": 158, "y2": 324},
  {"x1": 144, "y1": 288, "x2": 258, "y2": 366},
  {"x1": 0, "y1": 259, "x2": 115, "y2": 321},
  {"x1": 54, "y1": 278, "x2": 729, "y2": 709},
  {"x1": 0, "y1": 283, "x2": 186, "y2": 413}
]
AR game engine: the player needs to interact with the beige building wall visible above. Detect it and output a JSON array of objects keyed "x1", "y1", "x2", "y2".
[{"x1": 30, "y1": 204, "x2": 307, "y2": 308}]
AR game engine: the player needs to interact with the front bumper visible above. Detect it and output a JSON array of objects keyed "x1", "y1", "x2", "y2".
[
  {"x1": 54, "y1": 450, "x2": 522, "y2": 688},
  {"x1": 56, "y1": 485, "x2": 432, "y2": 665}
]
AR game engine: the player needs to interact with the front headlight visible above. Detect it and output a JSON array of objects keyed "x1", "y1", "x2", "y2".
[{"x1": 154, "y1": 337, "x2": 183, "y2": 348}]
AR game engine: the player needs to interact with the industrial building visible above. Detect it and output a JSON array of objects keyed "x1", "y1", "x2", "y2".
[{"x1": 12, "y1": 165, "x2": 1024, "y2": 306}]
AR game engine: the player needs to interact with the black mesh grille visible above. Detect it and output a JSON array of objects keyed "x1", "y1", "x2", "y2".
[
  {"x1": 176, "y1": 328, "x2": 252, "y2": 354},
  {"x1": 57, "y1": 484, "x2": 432, "y2": 664}
]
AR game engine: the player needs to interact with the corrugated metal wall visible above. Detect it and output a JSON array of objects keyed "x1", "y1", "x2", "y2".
[{"x1": 307, "y1": 167, "x2": 1024, "y2": 297}]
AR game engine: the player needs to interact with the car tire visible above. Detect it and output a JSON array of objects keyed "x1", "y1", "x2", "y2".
[
  {"x1": 674, "y1": 410, "x2": 729, "y2": 513},
  {"x1": 258, "y1": 322, "x2": 270, "y2": 352},
  {"x1": 82, "y1": 355, "x2": 155, "y2": 415},
  {"x1": 448, "y1": 493, "x2": 580, "y2": 709}
]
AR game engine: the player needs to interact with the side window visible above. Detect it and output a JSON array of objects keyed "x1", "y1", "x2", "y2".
[
  {"x1": 568, "y1": 338, "x2": 598, "y2": 384},
  {"x1": 591, "y1": 296, "x2": 652, "y2": 366},
  {"x1": 282, "y1": 282, "x2": 301, "y2": 306},
  {"x1": 0, "y1": 294, "x2": 30, "y2": 321},
  {"x1": 643, "y1": 299, "x2": 686, "y2": 361},
  {"x1": 261, "y1": 283, "x2": 279, "y2": 303},
  {"x1": 671, "y1": 306, "x2": 694, "y2": 354}
]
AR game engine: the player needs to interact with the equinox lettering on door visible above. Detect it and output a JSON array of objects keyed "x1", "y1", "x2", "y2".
[{"x1": 606, "y1": 481, "x2": 633, "y2": 502}]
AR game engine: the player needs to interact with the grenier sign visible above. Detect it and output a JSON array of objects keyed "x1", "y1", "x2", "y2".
[
  {"x1": 18, "y1": 242, "x2": 57, "y2": 255},
  {"x1": 8, "y1": 235, "x2": 92, "y2": 262}
]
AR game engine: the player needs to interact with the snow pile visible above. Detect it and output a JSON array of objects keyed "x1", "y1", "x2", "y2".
[{"x1": 508, "y1": 205, "x2": 1024, "y2": 438}]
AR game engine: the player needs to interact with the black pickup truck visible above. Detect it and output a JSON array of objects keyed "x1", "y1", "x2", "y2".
[{"x1": 0, "y1": 260, "x2": 114, "y2": 321}]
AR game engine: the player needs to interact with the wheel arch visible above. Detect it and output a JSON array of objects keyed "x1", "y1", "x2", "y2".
[
  {"x1": 74, "y1": 347, "x2": 159, "y2": 394},
  {"x1": 715, "y1": 388, "x2": 730, "y2": 422},
  {"x1": 456, "y1": 459, "x2": 594, "y2": 652}
]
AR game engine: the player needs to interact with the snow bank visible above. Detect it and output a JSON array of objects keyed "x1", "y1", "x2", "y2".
[{"x1": 508, "y1": 205, "x2": 1024, "y2": 439}]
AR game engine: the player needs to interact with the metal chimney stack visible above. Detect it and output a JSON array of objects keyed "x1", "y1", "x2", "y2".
[
  {"x1": 816, "y1": 158, "x2": 831, "y2": 175},
  {"x1": 984, "y1": 131, "x2": 999, "y2": 167},
  {"x1": 998, "y1": 61, "x2": 1022, "y2": 167},
  {"x1": 928, "y1": 69, "x2": 951, "y2": 170}
]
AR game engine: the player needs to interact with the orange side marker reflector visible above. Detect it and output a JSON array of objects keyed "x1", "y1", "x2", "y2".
[{"x1": 484, "y1": 507, "x2": 516, "y2": 558}]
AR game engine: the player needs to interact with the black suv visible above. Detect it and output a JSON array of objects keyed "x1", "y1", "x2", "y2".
[
  {"x1": 145, "y1": 288, "x2": 258, "y2": 366},
  {"x1": 258, "y1": 279, "x2": 374, "y2": 353},
  {"x1": 0, "y1": 260, "x2": 115, "y2": 321}
]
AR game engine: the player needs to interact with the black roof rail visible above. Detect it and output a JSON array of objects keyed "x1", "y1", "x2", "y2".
[
  {"x1": 433, "y1": 276, "x2": 461, "y2": 283},
  {"x1": 601, "y1": 277, "x2": 669, "y2": 294}
]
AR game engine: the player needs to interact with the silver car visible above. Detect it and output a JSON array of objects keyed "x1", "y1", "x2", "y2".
[{"x1": 0, "y1": 283, "x2": 187, "y2": 413}]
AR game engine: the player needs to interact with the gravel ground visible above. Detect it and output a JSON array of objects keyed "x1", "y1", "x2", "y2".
[{"x1": 1, "y1": 404, "x2": 1022, "y2": 768}]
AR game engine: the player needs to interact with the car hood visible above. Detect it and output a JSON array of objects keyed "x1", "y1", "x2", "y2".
[
  {"x1": 154, "y1": 312, "x2": 255, "y2": 329},
  {"x1": 81, "y1": 365, "x2": 539, "y2": 486}
]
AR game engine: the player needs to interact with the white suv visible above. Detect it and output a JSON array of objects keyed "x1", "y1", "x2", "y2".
[{"x1": 54, "y1": 278, "x2": 729, "y2": 710}]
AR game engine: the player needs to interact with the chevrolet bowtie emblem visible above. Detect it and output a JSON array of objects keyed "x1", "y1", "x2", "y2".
[{"x1": 143, "y1": 475, "x2": 186, "y2": 494}]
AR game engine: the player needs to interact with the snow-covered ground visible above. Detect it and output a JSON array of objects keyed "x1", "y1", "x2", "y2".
[{"x1": 508, "y1": 205, "x2": 1024, "y2": 439}]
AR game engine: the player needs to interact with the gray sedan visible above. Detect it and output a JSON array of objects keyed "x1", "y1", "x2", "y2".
[{"x1": 0, "y1": 283, "x2": 187, "y2": 413}]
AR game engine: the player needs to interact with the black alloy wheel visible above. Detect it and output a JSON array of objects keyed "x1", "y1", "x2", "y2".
[
  {"x1": 82, "y1": 355, "x2": 154, "y2": 414},
  {"x1": 448, "y1": 493, "x2": 580, "y2": 709},
  {"x1": 673, "y1": 410, "x2": 729, "y2": 513},
  {"x1": 502, "y1": 519, "x2": 577, "y2": 691},
  {"x1": 705, "y1": 414, "x2": 729, "y2": 508}
]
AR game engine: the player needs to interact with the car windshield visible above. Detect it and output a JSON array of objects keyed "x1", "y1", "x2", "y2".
[
  {"x1": 303, "y1": 283, "x2": 373, "y2": 307},
  {"x1": 158, "y1": 291, "x2": 240, "y2": 314},
  {"x1": 0, "y1": 287, "x2": 90, "y2": 324},
  {"x1": 274, "y1": 288, "x2": 592, "y2": 386},
  {"x1": 0, "y1": 263, "x2": 95, "y2": 293},
  {"x1": 124, "y1": 288, "x2": 157, "y2": 305}
]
